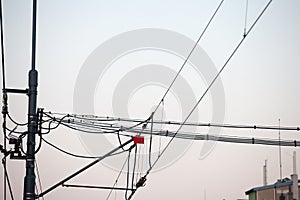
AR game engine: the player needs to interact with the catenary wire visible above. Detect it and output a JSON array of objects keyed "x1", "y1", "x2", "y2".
[
  {"x1": 150, "y1": 0, "x2": 225, "y2": 117},
  {"x1": 105, "y1": 156, "x2": 129, "y2": 200},
  {"x1": 144, "y1": 0, "x2": 274, "y2": 186}
]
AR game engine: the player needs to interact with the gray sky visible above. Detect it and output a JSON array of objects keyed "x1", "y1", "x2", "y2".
[{"x1": 1, "y1": 0, "x2": 300, "y2": 199}]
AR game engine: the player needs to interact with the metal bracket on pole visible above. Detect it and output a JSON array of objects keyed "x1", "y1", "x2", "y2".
[
  {"x1": 37, "y1": 138, "x2": 134, "y2": 199},
  {"x1": 62, "y1": 184, "x2": 137, "y2": 192},
  {"x1": 4, "y1": 88, "x2": 28, "y2": 95}
]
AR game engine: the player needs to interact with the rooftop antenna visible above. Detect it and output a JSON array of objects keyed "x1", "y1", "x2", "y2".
[
  {"x1": 278, "y1": 118, "x2": 282, "y2": 181},
  {"x1": 291, "y1": 151, "x2": 299, "y2": 200},
  {"x1": 293, "y1": 151, "x2": 297, "y2": 175},
  {"x1": 263, "y1": 160, "x2": 267, "y2": 186}
]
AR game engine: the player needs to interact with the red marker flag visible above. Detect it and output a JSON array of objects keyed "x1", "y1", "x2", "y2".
[{"x1": 133, "y1": 135, "x2": 144, "y2": 144}]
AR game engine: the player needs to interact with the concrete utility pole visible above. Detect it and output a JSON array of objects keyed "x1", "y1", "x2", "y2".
[{"x1": 23, "y1": 0, "x2": 38, "y2": 199}]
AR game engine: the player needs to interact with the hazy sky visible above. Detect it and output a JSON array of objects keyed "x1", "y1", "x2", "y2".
[{"x1": 1, "y1": 0, "x2": 300, "y2": 200}]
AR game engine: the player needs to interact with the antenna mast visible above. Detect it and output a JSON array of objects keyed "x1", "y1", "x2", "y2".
[
  {"x1": 263, "y1": 160, "x2": 267, "y2": 186},
  {"x1": 278, "y1": 118, "x2": 282, "y2": 181}
]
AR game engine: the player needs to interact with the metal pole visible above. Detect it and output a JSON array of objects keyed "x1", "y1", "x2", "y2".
[
  {"x1": 23, "y1": 0, "x2": 38, "y2": 199},
  {"x1": 278, "y1": 119, "x2": 282, "y2": 181},
  {"x1": 0, "y1": 0, "x2": 7, "y2": 199}
]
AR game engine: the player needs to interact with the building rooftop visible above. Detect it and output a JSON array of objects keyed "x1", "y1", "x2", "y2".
[{"x1": 245, "y1": 179, "x2": 294, "y2": 195}]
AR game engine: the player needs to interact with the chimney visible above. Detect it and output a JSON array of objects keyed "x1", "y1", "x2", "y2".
[{"x1": 291, "y1": 151, "x2": 299, "y2": 200}]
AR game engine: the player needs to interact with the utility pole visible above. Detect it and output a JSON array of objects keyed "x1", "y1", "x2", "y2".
[{"x1": 23, "y1": 0, "x2": 38, "y2": 199}]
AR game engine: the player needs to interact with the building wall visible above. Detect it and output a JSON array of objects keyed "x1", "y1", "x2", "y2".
[
  {"x1": 257, "y1": 188, "x2": 274, "y2": 200},
  {"x1": 248, "y1": 192, "x2": 256, "y2": 200},
  {"x1": 257, "y1": 186, "x2": 291, "y2": 200},
  {"x1": 275, "y1": 186, "x2": 290, "y2": 200}
]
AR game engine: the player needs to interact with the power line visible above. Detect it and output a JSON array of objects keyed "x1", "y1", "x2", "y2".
[
  {"x1": 105, "y1": 156, "x2": 129, "y2": 200},
  {"x1": 41, "y1": 113, "x2": 300, "y2": 147},
  {"x1": 126, "y1": 1, "x2": 275, "y2": 199},
  {"x1": 278, "y1": 119, "x2": 282, "y2": 181},
  {"x1": 127, "y1": 128, "x2": 300, "y2": 147},
  {"x1": 1, "y1": 158, "x2": 14, "y2": 200},
  {"x1": 41, "y1": 137, "x2": 131, "y2": 159},
  {"x1": 244, "y1": 0, "x2": 249, "y2": 36},
  {"x1": 37, "y1": 138, "x2": 134, "y2": 198},
  {"x1": 144, "y1": 0, "x2": 274, "y2": 178},
  {"x1": 7, "y1": 113, "x2": 28, "y2": 126},
  {"x1": 125, "y1": 148, "x2": 131, "y2": 200},
  {"x1": 0, "y1": 0, "x2": 285, "y2": 199},
  {"x1": 151, "y1": 0, "x2": 225, "y2": 117},
  {"x1": 41, "y1": 115, "x2": 300, "y2": 147},
  {"x1": 48, "y1": 113, "x2": 300, "y2": 133},
  {"x1": 35, "y1": 160, "x2": 45, "y2": 200}
]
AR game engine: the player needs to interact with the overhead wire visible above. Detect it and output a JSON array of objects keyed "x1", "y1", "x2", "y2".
[
  {"x1": 135, "y1": 144, "x2": 142, "y2": 183},
  {"x1": 7, "y1": 113, "x2": 28, "y2": 126},
  {"x1": 43, "y1": 112, "x2": 151, "y2": 135},
  {"x1": 1, "y1": 158, "x2": 14, "y2": 200},
  {"x1": 41, "y1": 137, "x2": 131, "y2": 159},
  {"x1": 35, "y1": 160, "x2": 45, "y2": 200},
  {"x1": 244, "y1": 0, "x2": 249, "y2": 37},
  {"x1": 148, "y1": 112, "x2": 154, "y2": 167},
  {"x1": 158, "y1": 100, "x2": 164, "y2": 155},
  {"x1": 67, "y1": 113, "x2": 152, "y2": 133},
  {"x1": 150, "y1": 0, "x2": 225, "y2": 117},
  {"x1": 0, "y1": 0, "x2": 290, "y2": 199},
  {"x1": 43, "y1": 112, "x2": 300, "y2": 148},
  {"x1": 105, "y1": 156, "x2": 129, "y2": 200},
  {"x1": 37, "y1": 139, "x2": 135, "y2": 198},
  {"x1": 278, "y1": 118, "x2": 282, "y2": 180},
  {"x1": 132, "y1": 128, "x2": 299, "y2": 147},
  {"x1": 5, "y1": 126, "x2": 27, "y2": 134},
  {"x1": 137, "y1": 0, "x2": 275, "y2": 197},
  {"x1": 42, "y1": 114, "x2": 122, "y2": 134},
  {"x1": 131, "y1": 145, "x2": 138, "y2": 191},
  {"x1": 43, "y1": 112, "x2": 300, "y2": 147},
  {"x1": 59, "y1": 121, "x2": 119, "y2": 134},
  {"x1": 55, "y1": 113, "x2": 300, "y2": 133},
  {"x1": 125, "y1": 148, "x2": 132, "y2": 200}
]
